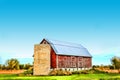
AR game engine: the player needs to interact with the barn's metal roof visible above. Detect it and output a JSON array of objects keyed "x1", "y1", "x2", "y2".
[{"x1": 43, "y1": 38, "x2": 92, "y2": 57}]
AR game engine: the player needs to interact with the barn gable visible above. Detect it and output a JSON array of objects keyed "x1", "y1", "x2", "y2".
[{"x1": 41, "y1": 38, "x2": 92, "y2": 57}]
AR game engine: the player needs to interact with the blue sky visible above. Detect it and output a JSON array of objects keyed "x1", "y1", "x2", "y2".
[{"x1": 0, "y1": 0, "x2": 120, "y2": 65}]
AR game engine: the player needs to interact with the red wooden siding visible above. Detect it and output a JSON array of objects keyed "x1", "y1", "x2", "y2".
[
  {"x1": 57, "y1": 55, "x2": 92, "y2": 68},
  {"x1": 78, "y1": 57, "x2": 83, "y2": 68},
  {"x1": 50, "y1": 48, "x2": 57, "y2": 68},
  {"x1": 82, "y1": 57, "x2": 92, "y2": 68}
]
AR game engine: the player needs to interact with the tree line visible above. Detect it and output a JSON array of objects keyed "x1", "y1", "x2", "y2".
[
  {"x1": 92, "y1": 56, "x2": 120, "y2": 70},
  {"x1": 111, "y1": 56, "x2": 120, "y2": 69},
  {"x1": 0, "y1": 58, "x2": 33, "y2": 70},
  {"x1": 0, "y1": 56, "x2": 120, "y2": 70}
]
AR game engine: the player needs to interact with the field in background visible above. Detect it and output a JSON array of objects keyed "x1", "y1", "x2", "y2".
[
  {"x1": 0, "y1": 69, "x2": 120, "y2": 80},
  {"x1": 0, "y1": 70, "x2": 25, "y2": 74},
  {"x1": 0, "y1": 73, "x2": 120, "y2": 80}
]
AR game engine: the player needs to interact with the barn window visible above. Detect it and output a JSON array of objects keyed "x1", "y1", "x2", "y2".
[
  {"x1": 64, "y1": 57, "x2": 66, "y2": 60},
  {"x1": 72, "y1": 62, "x2": 76, "y2": 68},
  {"x1": 79, "y1": 57, "x2": 82, "y2": 61},
  {"x1": 78, "y1": 62, "x2": 82, "y2": 68},
  {"x1": 42, "y1": 41, "x2": 47, "y2": 44}
]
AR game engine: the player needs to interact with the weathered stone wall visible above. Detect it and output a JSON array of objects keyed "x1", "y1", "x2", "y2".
[{"x1": 33, "y1": 44, "x2": 50, "y2": 75}]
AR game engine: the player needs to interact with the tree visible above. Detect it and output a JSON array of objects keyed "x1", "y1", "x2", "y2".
[
  {"x1": 0, "y1": 64, "x2": 2, "y2": 70},
  {"x1": 111, "y1": 56, "x2": 120, "y2": 69},
  {"x1": 6, "y1": 58, "x2": 20, "y2": 70},
  {"x1": 19, "y1": 64, "x2": 24, "y2": 69},
  {"x1": 23, "y1": 63, "x2": 32, "y2": 70},
  {"x1": 2, "y1": 65, "x2": 6, "y2": 70}
]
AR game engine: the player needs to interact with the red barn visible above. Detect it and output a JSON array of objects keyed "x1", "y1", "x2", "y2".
[{"x1": 33, "y1": 38, "x2": 92, "y2": 75}]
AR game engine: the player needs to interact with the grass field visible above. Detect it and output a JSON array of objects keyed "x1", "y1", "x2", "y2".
[{"x1": 0, "y1": 73, "x2": 120, "y2": 80}]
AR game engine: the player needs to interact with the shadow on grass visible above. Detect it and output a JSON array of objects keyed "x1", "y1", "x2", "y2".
[{"x1": 99, "y1": 78, "x2": 120, "y2": 80}]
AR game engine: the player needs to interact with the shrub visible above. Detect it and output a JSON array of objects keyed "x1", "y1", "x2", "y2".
[
  {"x1": 109, "y1": 65, "x2": 114, "y2": 69},
  {"x1": 23, "y1": 70, "x2": 33, "y2": 76},
  {"x1": 72, "y1": 71, "x2": 81, "y2": 74},
  {"x1": 72, "y1": 70, "x2": 92, "y2": 74},
  {"x1": 86, "y1": 69, "x2": 95, "y2": 74},
  {"x1": 49, "y1": 69, "x2": 72, "y2": 76},
  {"x1": 66, "y1": 70, "x2": 72, "y2": 75},
  {"x1": 57, "y1": 69, "x2": 65, "y2": 76},
  {"x1": 93, "y1": 69, "x2": 107, "y2": 74},
  {"x1": 80, "y1": 70, "x2": 89, "y2": 74},
  {"x1": 49, "y1": 69, "x2": 57, "y2": 76}
]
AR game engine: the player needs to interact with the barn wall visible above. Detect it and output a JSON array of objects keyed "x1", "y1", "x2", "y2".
[
  {"x1": 82, "y1": 57, "x2": 92, "y2": 68},
  {"x1": 57, "y1": 55, "x2": 92, "y2": 68},
  {"x1": 50, "y1": 48, "x2": 57, "y2": 68}
]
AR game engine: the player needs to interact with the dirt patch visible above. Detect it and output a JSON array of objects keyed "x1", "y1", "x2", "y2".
[
  {"x1": 96, "y1": 68, "x2": 120, "y2": 73},
  {"x1": 0, "y1": 70, "x2": 26, "y2": 74}
]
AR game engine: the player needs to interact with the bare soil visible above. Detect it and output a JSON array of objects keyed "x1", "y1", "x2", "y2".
[
  {"x1": 96, "y1": 68, "x2": 120, "y2": 73},
  {"x1": 0, "y1": 70, "x2": 26, "y2": 74}
]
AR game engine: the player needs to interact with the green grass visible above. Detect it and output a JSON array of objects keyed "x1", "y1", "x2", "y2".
[{"x1": 0, "y1": 73, "x2": 120, "y2": 80}]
